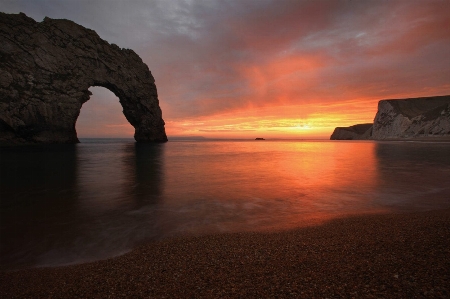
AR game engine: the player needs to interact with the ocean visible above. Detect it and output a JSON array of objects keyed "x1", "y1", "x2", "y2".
[{"x1": 1, "y1": 139, "x2": 450, "y2": 270}]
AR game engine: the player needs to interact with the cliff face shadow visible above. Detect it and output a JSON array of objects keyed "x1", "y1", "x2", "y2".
[
  {"x1": 1, "y1": 141, "x2": 167, "y2": 270},
  {"x1": 0, "y1": 144, "x2": 78, "y2": 194},
  {"x1": 0, "y1": 144, "x2": 79, "y2": 269},
  {"x1": 0, "y1": 144, "x2": 79, "y2": 220},
  {"x1": 374, "y1": 142, "x2": 450, "y2": 211},
  {"x1": 122, "y1": 142, "x2": 165, "y2": 207},
  {"x1": 375, "y1": 142, "x2": 450, "y2": 171}
]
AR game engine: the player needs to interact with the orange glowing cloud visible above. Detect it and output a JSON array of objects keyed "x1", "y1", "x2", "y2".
[
  {"x1": 55, "y1": 0, "x2": 450, "y2": 139},
  {"x1": 238, "y1": 53, "x2": 328, "y2": 104},
  {"x1": 165, "y1": 97, "x2": 379, "y2": 139}
]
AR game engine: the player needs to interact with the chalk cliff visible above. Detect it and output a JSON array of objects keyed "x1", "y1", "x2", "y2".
[
  {"x1": 330, "y1": 123, "x2": 372, "y2": 140},
  {"x1": 0, "y1": 12, "x2": 167, "y2": 144},
  {"x1": 330, "y1": 95, "x2": 450, "y2": 140},
  {"x1": 372, "y1": 95, "x2": 450, "y2": 140}
]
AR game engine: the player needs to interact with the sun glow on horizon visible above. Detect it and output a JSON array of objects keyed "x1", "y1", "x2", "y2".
[
  {"x1": 6, "y1": 0, "x2": 447, "y2": 140},
  {"x1": 164, "y1": 98, "x2": 378, "y2": 139}
]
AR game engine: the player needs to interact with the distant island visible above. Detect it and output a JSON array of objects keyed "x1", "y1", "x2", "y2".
[
  {"x1": 330, "y1": 95, "x2": 450, "y2": 140},
  {"x1": 255, "y1": 137, "x2": 265, "y2": 140}
]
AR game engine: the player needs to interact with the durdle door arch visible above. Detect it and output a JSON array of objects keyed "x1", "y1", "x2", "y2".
[{"x1": 0, "y1": 12, "x2": 167, "y2": 144}]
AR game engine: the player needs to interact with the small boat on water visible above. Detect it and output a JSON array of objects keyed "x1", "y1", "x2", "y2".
[{"x1": 255, "y1": 137, "x2": 265, "y2": 140}]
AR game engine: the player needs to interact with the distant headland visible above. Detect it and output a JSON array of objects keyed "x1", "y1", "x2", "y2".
[
  {"x1": 330, "y1": 95, "x2": 450, "y2": 140},
  {"x1": 0, "y1": 12, "x2": 167, "y2": 144}
]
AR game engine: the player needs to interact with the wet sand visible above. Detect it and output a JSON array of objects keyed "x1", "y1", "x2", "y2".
[{"x1": 1, "y1": 209, "x2": 449, "y2": 298}]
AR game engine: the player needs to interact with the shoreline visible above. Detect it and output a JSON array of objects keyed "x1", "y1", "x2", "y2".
[
  {"x1": 375, "y1": 136, "x2": 450, "y2": 142},
  {"x1": 1, "y1": 209, "x2": 449, "y2": 298}
]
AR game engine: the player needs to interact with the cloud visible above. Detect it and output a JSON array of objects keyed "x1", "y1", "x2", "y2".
[
  {"x1": 2, "y1": 0, "x2": 450, "y2": 137},
  {"x1": 76, "y1": 87, "x2": 133, "y2": 137},
  {"x1": 143, "y1": 0, "x2": 450, "y2": 121}
]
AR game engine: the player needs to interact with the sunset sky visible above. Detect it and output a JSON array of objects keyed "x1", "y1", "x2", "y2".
[{"x1": 2, "y1": 0, "x2": 450, "y2": 139}]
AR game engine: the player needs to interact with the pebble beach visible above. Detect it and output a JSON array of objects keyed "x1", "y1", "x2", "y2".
[{"x1": 1, "y1": 209, "x2": 449, "y2": 298}]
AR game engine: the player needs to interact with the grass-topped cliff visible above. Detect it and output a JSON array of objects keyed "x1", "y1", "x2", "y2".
[{"x1": 331, "y1": 95, "x2": 450, "y2": 140}]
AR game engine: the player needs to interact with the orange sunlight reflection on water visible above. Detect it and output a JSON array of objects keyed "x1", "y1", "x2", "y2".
[
  {"x1": 260, "y1": 141, "x2": 388, "y2": 230},
  {"x1": 2, "y1": 140, "x2": 450, "y2": 269},
  {"x1": 160, "y1": 141, "x2": 389, "y2": 233}
]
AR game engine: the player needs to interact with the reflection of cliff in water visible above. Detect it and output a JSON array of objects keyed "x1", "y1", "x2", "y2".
[
  {"x1": 68, "y1": 141, "x2": 168, "y2": 269},
  {"x1": 1, "y1": 140, "x2": 168, "y2": 270},
  {"x1": 123, "y1": 142, "x2": 165, "y2": 207},
  {"x1": 0, "y1": 144, "x2": 79, "y2": 270},
  {"x1": 374, "y1": 142, "x2": 450, "y2": 211}
]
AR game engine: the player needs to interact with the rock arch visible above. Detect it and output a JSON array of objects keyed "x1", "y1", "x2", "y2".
[
  {"x1": 76, "y1": 87, "x2": 133, "y2": 137},
  {"x1": 0, "y1": 12, "x2": 167, "y2": 144}
]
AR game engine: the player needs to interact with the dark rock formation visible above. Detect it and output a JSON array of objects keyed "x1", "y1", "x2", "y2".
[
  {"x1": 0, "y1": 12, "x2": 167, "y2": 144},
  {"x1": 372, "y1": 95, "x2": 450, "y2": 139},
  {"x1": 330, "y1": 124, "x2": 373, "y2": 140},
  {"x1": 330, "y1": 95, "x2": 450, "y2": 140}
]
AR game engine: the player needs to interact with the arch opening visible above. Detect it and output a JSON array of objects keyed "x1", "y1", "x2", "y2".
[{"x1": 76, "y1": 86, "x2": 134, "y2": 139}]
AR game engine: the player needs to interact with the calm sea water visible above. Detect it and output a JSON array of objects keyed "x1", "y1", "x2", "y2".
[{"x1": 1, "y1": 139, "x2": 450, "y2": 270}]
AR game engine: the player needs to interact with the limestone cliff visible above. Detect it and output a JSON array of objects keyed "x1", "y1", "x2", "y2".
[
  {"x1": 330, "y1": 124, "x2": 372, "y2": 140},
  {"x1": 330, "y1": 95, "x2": 450, "y2": 140},
  {"x1": 372, "y1": 95, "x2": 450, "y2": 140},
  {"x1": 0, "y1": 12, "x2": 167, "y2": 144}
]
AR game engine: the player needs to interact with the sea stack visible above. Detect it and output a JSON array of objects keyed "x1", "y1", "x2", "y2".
[{"x1": 0, "y1": 12, "x2": 167, "y2": 144}]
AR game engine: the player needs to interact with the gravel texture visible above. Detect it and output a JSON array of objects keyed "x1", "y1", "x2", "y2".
[{"x1": 1, "y1": 209, "x2": 449, "y2": 298}]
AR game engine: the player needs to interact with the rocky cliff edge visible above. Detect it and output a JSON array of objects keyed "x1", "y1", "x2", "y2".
[
  {"x1": 0, "y1": 12, "x2": 167, "y2": 144},
  {"x1": 372, "y1": 95, "x2": 450, "y2": 140},
  {"x1": 330, "y1": 95, "x2": 450, "y2": 140},
  {"x1": 330, "y1": 124, "x2": 373, "y2": 140}
]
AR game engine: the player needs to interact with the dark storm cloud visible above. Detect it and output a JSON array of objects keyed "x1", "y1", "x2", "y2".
[{"x1": 2, "y1": 0, "x2": 450, "y2": 123}]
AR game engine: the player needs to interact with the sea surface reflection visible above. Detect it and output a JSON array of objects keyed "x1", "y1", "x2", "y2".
[{"x1": 1, "y1": 139, "x2": 449, "y2": 270}]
